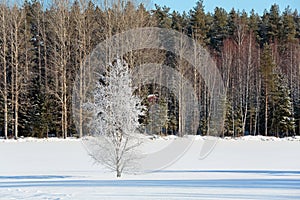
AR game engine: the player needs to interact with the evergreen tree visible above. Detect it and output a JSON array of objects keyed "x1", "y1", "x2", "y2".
[
  {"x1": 249, "y1": 9, "x2": 260, "y2": 41},
  {"x1": 171, "y1": 11, "x2": 189, "y2": 33},
  {"x1": 152, "y1": 5, "x2": 172, "y2": 28},
  {"x1": 281, "y1": 7, "x2": 297, "y2": 43},
  {"x1": 271, "y1": 74, "x2": 295, "y2": 136},
  {"x1": 23, "y1": 0, "x2": 50, "y2": 137},
  {"x1": 259, "y1": 4, "x2": 281, "y2": 44},
  {"x1": 171, "y1": 11, "x2": 182, "y2": 31},
  {"x1": 260, "y1": 44, "x2": 276, "y2": 136},
  {"x1": 189, "y1": 0, "x2": 209, "y2": 45},
  {"x1": 268, "y1": 4, "x2": 281, "y2": 42},
  {"x1": 223, "y1": 97, "x2": 234, "y2": 137},
  {"x1": 146, "y1": 97, "x2": 168, "y2": 135},
  {"x1": 209, "y1": 7, "x2": 228, "y2": 51},
  {"x1": 227, "y1": 8, "x2": 238, "y2": 37},
  {"x1": 258, "y1": 10, "x2": 270, "y2": 46},
  {"x1": 293, "y1": 10, "x2": 300, "y2": 39}
]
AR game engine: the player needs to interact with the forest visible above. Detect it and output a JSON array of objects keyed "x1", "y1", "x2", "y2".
[{"x1": 0, "y1": 0, "x2": 299, "y2": 139}]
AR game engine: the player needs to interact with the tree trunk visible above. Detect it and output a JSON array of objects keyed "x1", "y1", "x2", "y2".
[
  {"x1": 13, "y1": 17, "x2": 19, "y2": 139},
  {"x1": 1, "y1": 8, "x2": 8, "y2": 139},
  {"x1": 242, "y1": 34, "x2": 252, "y2": 136},
  {"x1": 14, "y1": 94, "x2": 18, "y2": 139},
  {"x1": 254, "y1": 78, "x2": 261, "y2": 136},
  {"x1": 116, "y1": 169, "x2": 121, "y2": 177},
  {"x1": 265, "y1": 90, "x2": 268, "y2": 136}
]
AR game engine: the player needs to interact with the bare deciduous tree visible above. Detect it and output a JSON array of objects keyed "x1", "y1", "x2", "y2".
[
  {"x1": 84, "y1": 58, "x2": 144, "y2": 177},
  {"x1": 0, "y1": 3, "x2": 8, "y2": 139},
  {"x1": 48, "y1": 0, "x2": 71, "y2": 138}
]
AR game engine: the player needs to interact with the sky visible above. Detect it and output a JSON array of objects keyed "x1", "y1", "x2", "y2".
[{"x1": 151, "y1": 0, "x2": 300, "y2": 15}]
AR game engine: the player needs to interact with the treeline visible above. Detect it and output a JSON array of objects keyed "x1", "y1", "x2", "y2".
[{"x1": 0, "y1": 0, "x2": 299, "y2": 138}]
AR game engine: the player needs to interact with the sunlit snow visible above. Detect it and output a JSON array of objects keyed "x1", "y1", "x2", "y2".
[{"x1": 0, "y1": 136, "x2": 299, "y2": 199}]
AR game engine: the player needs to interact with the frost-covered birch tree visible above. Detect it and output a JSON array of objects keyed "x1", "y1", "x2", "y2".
[{"x1": 84, "y1": 58, "x2": 144, "y2": 177}]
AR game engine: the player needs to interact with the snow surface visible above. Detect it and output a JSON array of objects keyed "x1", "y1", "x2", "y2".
[{"x1": 0, "y1": 136, "x2": 300, "y2": 199}]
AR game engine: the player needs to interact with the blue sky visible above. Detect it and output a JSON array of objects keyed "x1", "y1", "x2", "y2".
[{"x1": 152, "y1": 0, "x2": 299, "y2": 14}]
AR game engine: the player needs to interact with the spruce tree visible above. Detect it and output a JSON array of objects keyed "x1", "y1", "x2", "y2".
[
  {"x1": 223, "y1": 98, "x2": 234, "y2": 137},
  {"x1": 146, "y1": 97, "x2": 168, "y2": 135},
  {"x1": 209, "y1": 7, "x2": 228, "y2": 51},
  {"x1": 271, "y1": 74, "x2": 295, "y2": 136}
]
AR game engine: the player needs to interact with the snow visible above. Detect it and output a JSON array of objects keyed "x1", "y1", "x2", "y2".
[{"x1": 0, "y1": 136, "x2": 300, "y2": 199}]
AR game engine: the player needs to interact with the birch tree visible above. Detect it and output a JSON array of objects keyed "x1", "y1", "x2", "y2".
[
  {"x1": 0, "y1": 3, "x2": 8, "y2": 139},
  {"x1": 48, "y1": 0, "x2": 71, "y2": 138},
  {"x1": 84, "y1": 58, "x2": 144, "y2": 177},
  {"x1": 9, "y1": 5, "x2": 27, "y2": 139}
]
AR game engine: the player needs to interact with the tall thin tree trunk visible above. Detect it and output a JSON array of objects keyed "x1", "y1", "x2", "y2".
[
  {"x1": 265, "y1": 89, "x2": 268, "y2": 136},
  {"x1": 242, "y1": 35, "x2": 252, "y2": 135},
  {"x1": 14, "y1": 21, "x2": 19, "y2": 139},
  {"x1": 63, "y1": 79, "x2": 68, "y2": 139},
  {"x1": 254, "y1": 78, "x2": 261, "y2": 136},
  {"x1": 2, "y1": 8, "x2": 8, "y2": 139}
]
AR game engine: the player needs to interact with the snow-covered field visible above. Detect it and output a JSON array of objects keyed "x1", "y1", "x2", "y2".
[{"x1": 0, "y1": 136, "x2": 300, "y2": 199}]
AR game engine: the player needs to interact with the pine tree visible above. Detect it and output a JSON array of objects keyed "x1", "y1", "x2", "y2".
[
  {"x1": 281, "y1": 7, "x2": 297, "y2": 43},
  {"x1": 260, "y1": 44, "x2": 276, "y2": 136},
  {"x1": 171, "y1": 11, "x2": 182, "y2": 31},
  {"x1": 268, "y1": 4, "x2": 281, "y2": 42},
  {"x1": 189, "y1": 0, "x2": 209, "y2": 45},
  {"x1": 293, "y1": 10, "x2": 300, "y2": 39},
  {"x1": 249, "y1": 9, "x2": 259, "y2": 32},
  {"x1": 152, "y1": 5, "x2": 172, "y2": 28},
  {"x1": 259, "y1": 4, "x2": 281, "y2": 45}
]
